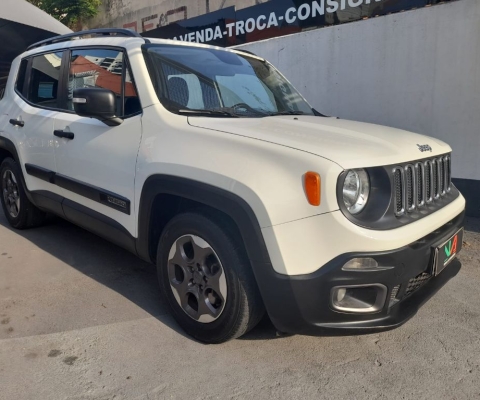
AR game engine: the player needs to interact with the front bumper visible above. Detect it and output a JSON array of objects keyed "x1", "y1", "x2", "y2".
[{"x1": 259, "y1": 210, "x2": 464, "y2": 336}]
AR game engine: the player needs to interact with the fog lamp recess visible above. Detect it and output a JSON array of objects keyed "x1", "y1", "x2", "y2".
[{"x1": 331, "y1": 284, "x2": 387, "y2": 313}]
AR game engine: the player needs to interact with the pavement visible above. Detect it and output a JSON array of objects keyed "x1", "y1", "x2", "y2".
[{"x1": 0, "y1": 211, "x2": 479, "y2": 400}]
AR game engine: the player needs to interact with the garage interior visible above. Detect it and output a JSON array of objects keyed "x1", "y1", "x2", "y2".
[{"x1": 0, "y1": 0, "x2": 71, "y2": 94}]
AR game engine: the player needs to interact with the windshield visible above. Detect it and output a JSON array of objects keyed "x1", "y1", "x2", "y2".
[{"x1": 144, "y1": 44, "x2": 315, "y2": 117}]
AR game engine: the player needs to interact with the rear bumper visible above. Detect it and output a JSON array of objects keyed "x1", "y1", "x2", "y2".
[{"x1": 259, "y1": 210, "x2": 464, "y2": 336}]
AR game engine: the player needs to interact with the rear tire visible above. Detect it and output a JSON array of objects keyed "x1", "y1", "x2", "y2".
[
  {"x1": 0, "y1": 158, "x2": 46, "y2": 229},
  {"x1": 157, "y1": 211, "x2": 264, "y2": 343}
]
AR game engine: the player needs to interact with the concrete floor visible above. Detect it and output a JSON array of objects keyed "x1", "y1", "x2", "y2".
[{"x1": 0, "y1": 211, "x2": 479, "y2": 400}]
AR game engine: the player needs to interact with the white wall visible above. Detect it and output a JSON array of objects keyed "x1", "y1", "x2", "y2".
[{"x1": 239, "y1": 0, "x2": 479, "y2": 181}]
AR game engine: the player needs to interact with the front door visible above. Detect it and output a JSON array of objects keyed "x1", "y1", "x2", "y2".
[{"x1": 53, "y1": 47, "x2": 142, "y2": 236}]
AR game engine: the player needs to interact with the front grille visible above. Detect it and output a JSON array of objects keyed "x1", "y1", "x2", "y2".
[
  {"x1": 404, "y1": 272, "x2": 431, "y2": 297},
  {"x1": 389, "y1": 272, "x2": 432, "y2": 308},
  {"x1": 393, "y1": 154, "x2": 451, "y2": 217}
]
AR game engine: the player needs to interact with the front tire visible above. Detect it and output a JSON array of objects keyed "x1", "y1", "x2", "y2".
[
  {"x1": 157, "y1": 212, "x2": 264, "y2": 343},
  {"x1": 0, "y1": 158, "x2": 46, "y2": 229}
]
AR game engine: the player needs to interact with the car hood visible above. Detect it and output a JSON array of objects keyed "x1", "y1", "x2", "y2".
[{"x1": 188, "y1": 115, "x2": 451, "y2": 169}]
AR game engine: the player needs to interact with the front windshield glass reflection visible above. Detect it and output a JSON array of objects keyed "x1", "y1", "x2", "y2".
[{"x1": 144, "y1": 44, "x2": 314, "y2": 118}]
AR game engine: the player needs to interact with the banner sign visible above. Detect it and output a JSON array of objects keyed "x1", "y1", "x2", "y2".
[{"x1": 143, "y1": 0, "x2": 454, "y2": 47}]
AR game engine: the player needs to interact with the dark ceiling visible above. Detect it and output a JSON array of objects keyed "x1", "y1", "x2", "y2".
[{"x1": 0, "y1": 18, "x2": 58, "y2": 84}]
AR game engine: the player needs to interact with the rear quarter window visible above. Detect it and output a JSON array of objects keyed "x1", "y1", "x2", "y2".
[{"x1": 15, "y1": 59, "x2": 29, "y2": 95}]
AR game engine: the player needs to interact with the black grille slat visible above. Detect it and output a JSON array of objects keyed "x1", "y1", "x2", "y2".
[
  {"x1": 446, "y1": 156, "x2": 451, "y2": 191},
  {"x1": 432, "y1": 160, "x2": 438, "y2": 198},
  {"x1": 393, "y1": 154, "x2": 451, "y2": 218},
  {"x1": 416, "y1": 164, "x2": 423, "y2": 206},
  {"x1": 425, "y1": 161, "x2": 432, "y2": 201},
  {"x1": 394, "y1": 169, "x2": 403, "y2": 215},
  {"x1": 439, "y1": 159, "x2": 445, "y2": 194},
  {"x1": 406, "y1": 166, "x2": 414, "y2": 210}
]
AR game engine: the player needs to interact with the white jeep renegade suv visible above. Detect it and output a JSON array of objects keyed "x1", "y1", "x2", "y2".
[{"x1": 0, "y1": 29, "x2": 465, "y2": 343}]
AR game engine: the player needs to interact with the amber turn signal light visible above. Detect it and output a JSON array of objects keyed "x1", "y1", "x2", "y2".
[{"x1": 304, "y1": 171, "x2": 321, "y2": 206}]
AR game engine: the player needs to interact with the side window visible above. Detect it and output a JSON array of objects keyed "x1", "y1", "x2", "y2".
[
  {"x1": 15, "y1": 59, "x2": 29, "y2": 95},
  {"x1": 67, "y1": 48, "x2": 141, "y2": 117},
  {"x1": 27, "y1": 52, "x2": 63, "y2": 108}
]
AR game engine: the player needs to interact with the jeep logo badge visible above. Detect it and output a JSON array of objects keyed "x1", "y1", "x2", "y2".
[{"x1": 417, "y1": 144, "x2": 432, "y2": 152}]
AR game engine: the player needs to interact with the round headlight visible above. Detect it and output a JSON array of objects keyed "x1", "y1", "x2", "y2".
[{"x1": 342, "y1": 169, "x2": 370, "y2": 215}]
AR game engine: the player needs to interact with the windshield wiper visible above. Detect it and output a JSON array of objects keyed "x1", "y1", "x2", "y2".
[
  {"x1": 177, "y1": 108, "x2": 239, "y2": 118},
  {"x1": 225, "y1": 104, "x2": 269, "y2": 116},
  {"x1": 268, "y1": 110, "x2": 306, "y2": 116}
]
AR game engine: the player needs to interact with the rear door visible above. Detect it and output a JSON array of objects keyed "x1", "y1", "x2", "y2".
[
  {"x1": 6, "y1": 52, "x2": 65, "y2": 196},
  {"x1": 53, "y1": 47, "x2": 142, "y2": 236}
]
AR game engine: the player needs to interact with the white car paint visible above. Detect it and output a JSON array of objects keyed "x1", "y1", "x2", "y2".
[
  {"x1": 53, "y1": 112, "x2": 142, "y2": 235},
  {"x1": 188, "y1": 115, "x2": 452, "y2": 170},
  {"x1": 137, "y1": 104, "x2": 343, "y2": 230}
]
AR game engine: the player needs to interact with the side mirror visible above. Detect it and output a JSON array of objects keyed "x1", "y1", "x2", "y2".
[{"x1": 73, "y1": 88, "x2": 123, "y2": 126}]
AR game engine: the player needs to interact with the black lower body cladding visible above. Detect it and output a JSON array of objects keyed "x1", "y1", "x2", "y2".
[{"x1": 258, "y1": 211, "x2": 465, "y2": 336}]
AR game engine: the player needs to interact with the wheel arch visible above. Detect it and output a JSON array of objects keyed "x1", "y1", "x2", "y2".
[
  {"x1": 0, "y1": 136, "x2": 39, "y2": 206},
  {"x1": 137, "y1": 175, "x2": 298, "y2": 331},
  {"x1": 0, "y1": 137, "x2": 20, "y2": 164},
  {"x1": 136, "y1": 175, "x2": 272, "y2": 269}
]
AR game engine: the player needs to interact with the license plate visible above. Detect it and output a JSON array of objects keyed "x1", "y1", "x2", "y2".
[{"x1": 433, "y1": 228, "x2": 463, "y2": 276}]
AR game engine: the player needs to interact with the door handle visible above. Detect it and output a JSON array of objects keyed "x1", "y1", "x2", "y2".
[
  {"x1": 53, "y1": 130, "x2": 74, "y2": 140},
  {"x1": 9, "y1": 119, "x2": 24, "y2": 127}
]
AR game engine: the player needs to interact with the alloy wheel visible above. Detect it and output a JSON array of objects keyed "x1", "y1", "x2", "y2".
[{"x1": 168, "y1": 235, "x2": 227, "y2": 323}]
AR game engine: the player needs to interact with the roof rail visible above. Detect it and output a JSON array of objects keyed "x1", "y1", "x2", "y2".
[
  {"x1": 233, "y1": 49, "x2": 264, "y2": 61},
  {"x1": 235, "y1": 49, "x2": 257, "y2": 56},
  {"x1": 27, "y1": 28, "x2": 148, "y2": 51}
]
